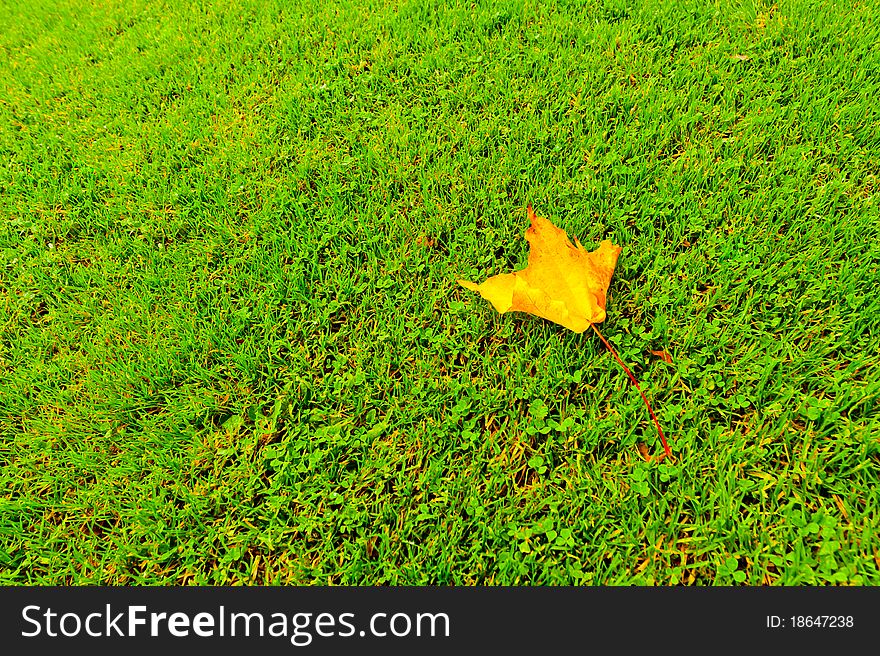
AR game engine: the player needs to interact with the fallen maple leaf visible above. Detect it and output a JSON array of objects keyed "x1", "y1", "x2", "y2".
[
  {"x1": 459, "y1": 205, "x2": 671, "y2": 458},
  {"x1": 458, "y1": 205, "x2": 620, "y2": 333}
]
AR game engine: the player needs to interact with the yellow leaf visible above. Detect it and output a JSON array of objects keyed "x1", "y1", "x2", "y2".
[{"x1": 458, "y1": 206, "x2": 621, "y2": 333}]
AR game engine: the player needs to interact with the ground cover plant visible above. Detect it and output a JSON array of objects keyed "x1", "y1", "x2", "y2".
[{"x1": 1, "y1": 0, "x2": 878, "y2": 585}]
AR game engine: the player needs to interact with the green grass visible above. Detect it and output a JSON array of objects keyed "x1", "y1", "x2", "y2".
[{"x1": 1, "y1": 0, "x2": 879, "y2": 585}]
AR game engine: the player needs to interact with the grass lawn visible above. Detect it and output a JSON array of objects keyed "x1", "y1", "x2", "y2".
[{"x1": 1, "y1": 0, "x2": 879, "y2": 585}]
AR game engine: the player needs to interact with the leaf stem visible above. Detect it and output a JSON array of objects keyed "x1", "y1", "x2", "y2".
[{"x1": 590, "y1": 323, "x2": 671, "y2": 458}]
